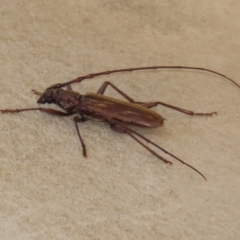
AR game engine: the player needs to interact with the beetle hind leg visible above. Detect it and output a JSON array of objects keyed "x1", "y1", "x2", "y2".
[
  {"x1": 97, "y1": 82, "x2": 216, "y2": 116},
  {"x1": 110, "y1": 120, "x2": 206, "y2": 180},
  {"x1": 136, "y1": 101, "x2": 217, "y2": 116},
  {"x1": 110, "y1": 123, "x2": 172, "y2": 165}
]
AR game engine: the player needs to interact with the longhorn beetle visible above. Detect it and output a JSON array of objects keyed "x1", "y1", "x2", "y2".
[{"x1": 1, "y1": 66, "x2": 240, "y2": 180}]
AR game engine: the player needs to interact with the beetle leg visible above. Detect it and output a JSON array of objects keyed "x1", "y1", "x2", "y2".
[
  {"x1": 111, "y1": 120, "x2": 206, "y2": 180},
  {"x1": 135, "y1": 101, "x2": 217, "y2": 116},
  {"x1": 97, "y1": 81, "x2": 134, "y2": 102},
  {"x1": 96, "y1": 82, "x2": 216, "y2": 116},
  {"x1": 110, "y1": 123, "x2": 172, "y2": 165},
  {"x1": 73, "y1": 115, "x2": 87, "y2": 157},
  {"x1": 0, "y1": 107, "x2": 70, "y2": 116}
]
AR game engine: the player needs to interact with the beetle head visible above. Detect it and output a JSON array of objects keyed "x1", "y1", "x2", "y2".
[{"x1": 37, "y1": 89, "x2": 55, "y2": 104}]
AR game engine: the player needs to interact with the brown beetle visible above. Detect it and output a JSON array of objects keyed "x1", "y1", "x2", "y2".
[{"x1": 1, "y1": 66, "x2": 240, "y2": 180}]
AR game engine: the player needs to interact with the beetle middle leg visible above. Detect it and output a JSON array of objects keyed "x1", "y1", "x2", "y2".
[{"x1": 97, "y1": 81, "x2": 217, "y2": 116}]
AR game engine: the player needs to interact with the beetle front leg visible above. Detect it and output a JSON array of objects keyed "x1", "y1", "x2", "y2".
[
  {"x1": 73, "y1": 115, "x2": 87, "y2": 157},
  {"x1": 0, "y1": 107, "x2": 70, "y2": 116}
]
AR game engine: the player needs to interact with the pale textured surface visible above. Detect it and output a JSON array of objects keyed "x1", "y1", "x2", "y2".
[{"x1": 0, "y1": 1, "x2": 240, "y2": 239}]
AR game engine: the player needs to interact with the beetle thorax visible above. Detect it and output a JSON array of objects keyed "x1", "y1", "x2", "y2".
[{"x1": 37, "y1": 88, "x2": 82, "y2": 112}]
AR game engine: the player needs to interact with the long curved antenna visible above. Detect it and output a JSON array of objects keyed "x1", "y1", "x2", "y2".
[{"x1": 48, "y1": 65, "x2": 240, "y2": 90}]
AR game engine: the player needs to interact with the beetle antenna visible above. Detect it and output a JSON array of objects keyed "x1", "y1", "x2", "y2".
[{"x1": 54, "y1": 66, "x2": 240, "y2": 91}]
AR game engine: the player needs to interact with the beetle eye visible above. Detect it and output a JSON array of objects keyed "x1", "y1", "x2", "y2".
[
  {"x1": 37, "y1": 96, "x2": 45, "y2": 104},
  {"x1": 37, "y1": 90, "x2": 54, "y2": 104},
  {"x1": 46, "y1": 97, "x2": 53, "y2": 103}
]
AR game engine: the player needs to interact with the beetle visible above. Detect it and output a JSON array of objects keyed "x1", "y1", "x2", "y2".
[{"x1": 1, "y1": 66, "x2": 240, "y2": 180}]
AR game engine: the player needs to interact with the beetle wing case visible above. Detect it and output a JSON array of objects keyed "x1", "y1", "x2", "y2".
[{"x1": 81, "y1": 93, "x2": 164, "y2": 128}]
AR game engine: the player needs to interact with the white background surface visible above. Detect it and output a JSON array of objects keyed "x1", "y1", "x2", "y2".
[{"x1": 0, "y1": 1, "x2": 240, "y2": 239}]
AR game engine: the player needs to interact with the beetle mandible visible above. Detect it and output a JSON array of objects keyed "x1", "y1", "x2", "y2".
[{"x1": 1, "y1": 65, "x2": 240, "y2": 180}]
